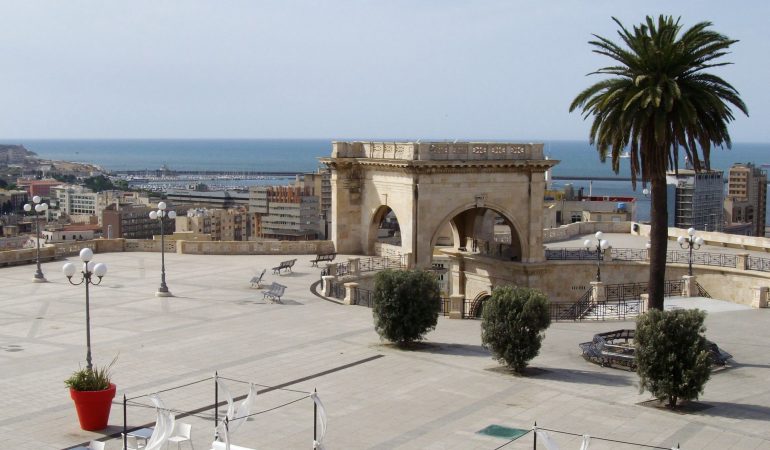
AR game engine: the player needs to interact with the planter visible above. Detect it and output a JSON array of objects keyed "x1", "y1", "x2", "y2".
[{"x1": 69, "y1": 383, "x2": 116, "y2": 431}]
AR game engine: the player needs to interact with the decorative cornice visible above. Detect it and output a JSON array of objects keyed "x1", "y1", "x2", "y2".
[{"x1": 320, "y1": 157, "x2": 558, "y2": 174}]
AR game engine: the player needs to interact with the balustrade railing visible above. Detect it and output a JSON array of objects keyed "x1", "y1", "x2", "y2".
[
  {"x1": 748, "y1": 256, "x2": 770, "y2": 272},
  {"x1": 329, "y1": 280, "x2": 346, "y2": 300},
  {"x1": 547, "y1": 247, "x2": 740, "y2": 270},
  {"x1": 354, "y1": 287, "x2": 374, "y2": 308}
]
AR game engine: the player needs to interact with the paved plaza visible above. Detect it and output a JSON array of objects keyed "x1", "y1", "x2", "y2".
[{"x1": 1, "y1": 251, "x2": 770, "y2": 449}]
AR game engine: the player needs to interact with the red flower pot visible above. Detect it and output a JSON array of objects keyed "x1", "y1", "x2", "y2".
[{"x1": 69, "y1": 383, "x2": 116, "y2": 431}]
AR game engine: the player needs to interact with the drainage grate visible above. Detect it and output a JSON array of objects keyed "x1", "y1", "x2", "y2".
[{"x1": 476, "y1": 424, "x2": 529, "y2": 440}]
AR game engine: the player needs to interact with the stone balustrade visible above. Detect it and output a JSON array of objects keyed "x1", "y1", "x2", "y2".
[{"x1": 332, "y1": 141, "x2": 544, "y2": 161}]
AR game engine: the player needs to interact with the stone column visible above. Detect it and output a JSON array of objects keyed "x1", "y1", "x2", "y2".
[
  {"x1": 736, "y1": 253, "x2": 749, "y2": 271},
  {"x1": 681, "y1": 275, "x2": 696, "y2": 297},
  {"x1": 321, "y1": 275, "x2": 335, "y2": 297},
  {"x1": 343, "y1": 282, "x2": 359, "y2": 305},
  {"x1": 603, "y1": 248, "x2": 614, "y2": 262},
  {"x1": 751, "y1": 286, "x2": 768, "y2": 308},
  {"x1": 348, "y1": 258, "x2": 360, "y2": 276},
  {"x1": 590, "y1": 281, "x2": 605, "y2": 302},
  {"x1": 324, "y1": 263, "x2": 337, "y2": 277},
  {"x1": 449, "y1": 294, "x2": 465, "y2": 319}
]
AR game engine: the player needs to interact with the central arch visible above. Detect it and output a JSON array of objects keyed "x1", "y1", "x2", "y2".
[{"x1": 430, "y1": 203, "x2": 524, "y2": 262}]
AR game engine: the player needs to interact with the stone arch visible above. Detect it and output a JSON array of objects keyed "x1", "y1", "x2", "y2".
[
  {"x1": 430, "y1": 202, "x2": 525, "y2": 261},
  {"x1": 468, "y1": 291, "x2": 491, "y2": 319},
  {"x1": 367, "y1": 205, "x2": 404, "y2": 255},
  {"x1": 323, "y1": 141, "x2": 553, "y2": 266}
]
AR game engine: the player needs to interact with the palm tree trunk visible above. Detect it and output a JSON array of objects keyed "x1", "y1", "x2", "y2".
[{"x1": 648, "y1": 175, "x2": 668, "y2": 310}]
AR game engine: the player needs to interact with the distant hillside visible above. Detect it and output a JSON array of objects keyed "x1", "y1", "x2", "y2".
[{"x1": 0, "y1": 145, "x2": 37, "y2": 164}]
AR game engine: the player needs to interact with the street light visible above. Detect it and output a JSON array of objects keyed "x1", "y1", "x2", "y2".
[
  {"x1": 63, "y1": 248, "x2": 107, "y2": 371},
  {"x1": 149, "y1": 201, "x2": 176, "y2": 297},
  {"x1": 23, "y1": 195, "x2": 49, "y2": 282},
  {"x1": 677, "y1": 227, "x2": 704, "y2": 276},
  {"x1": 584, "y1": 231, "x2": 610, "y2": 282}
]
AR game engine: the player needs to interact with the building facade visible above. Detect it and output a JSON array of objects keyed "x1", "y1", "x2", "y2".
[
  {"x1": 175, "y1": 207, "x2": 254, "y2": 241},
  {"x1": 248, "y1": 186, "x2": 319, "y2": 240},
  {"x1": 667, "y1": 170, "x2": 724, "y2": 232},
  {"x1": 725, "y1": 163, "x2": 767, "y2": 237},
  {"x1": 102, "y1": 204, "x2": 177, "y2": 239}
]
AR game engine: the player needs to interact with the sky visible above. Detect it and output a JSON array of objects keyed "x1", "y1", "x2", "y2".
[{"x1": 0, "y1": 1, "x2": 768, "y2": 141}]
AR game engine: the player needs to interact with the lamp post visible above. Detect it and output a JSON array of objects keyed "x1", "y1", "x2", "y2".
[
  {"x1": 149, "y1": 201, "x2": 176, "y2": 297},
  {"x1": 677, "y1": 227, "x2": 704, "y2": 276},
  {"x1": 24, "y1": 195, "x2": 49, "y2": 282},
  {"x1": 584, "y1": 231, "x2": 610, "y2": 282},
  {"x1": 63, "y1": 248, "x2": 107, "y2": 371}
]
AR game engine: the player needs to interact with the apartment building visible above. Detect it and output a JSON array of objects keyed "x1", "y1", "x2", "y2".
[
  {"x1": 249, "y1": 186, "x2": 319, "y2": 240},
  {"x1": 725, "y1": 163, "x2": 767, "y2": 237},
  {"x1": 102, "y1": 203, "x2": 177, "y2": 239},
  {"x1": 175, "y1": 207, "x2": 254, "y2": 241},
  {"x1": 667, "y1": 170, "x2": 724, "y2": 232}
]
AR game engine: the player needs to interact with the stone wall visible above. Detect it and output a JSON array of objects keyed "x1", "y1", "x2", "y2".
[
  {"x1": 543, "y1": 221, "x2": 634, "y2": 243},
  {"x1": 632, "y1": 222, "x2": 770, "y2": 252},
  {"x1": 0, "y1": 238, "x2": 335, "y2": 266}
]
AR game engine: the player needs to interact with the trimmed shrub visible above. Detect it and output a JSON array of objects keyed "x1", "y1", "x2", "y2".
[
  {"x1": 481, "y1": 286, "x2": 551, "y2": 372},
  {"x1": 635, "y1": 309, "x2": 711, "y2": 408},
  {"x1": 372, "y1": 269, "x2": 441, "y2": 347}
]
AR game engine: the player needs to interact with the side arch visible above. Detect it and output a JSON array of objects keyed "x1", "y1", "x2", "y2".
[
  {"x1": 429, "y1": 201, "x2": 527, "y2": 261},
  {"x1": 366, "y1": 204, "x2": 406, "y2": 255},
  {"x1": 468, "y1": 291, "x2": 491, "y2": 318}
]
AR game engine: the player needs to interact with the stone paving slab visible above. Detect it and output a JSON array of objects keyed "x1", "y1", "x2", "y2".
[{"x1": 0, "y1": 252, "x2": 769, "y2": 449}]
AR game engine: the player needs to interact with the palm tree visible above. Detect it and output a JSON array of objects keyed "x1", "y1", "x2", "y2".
[{"x1": 570, "y1": 16, "x2": 747, "y2": 310}]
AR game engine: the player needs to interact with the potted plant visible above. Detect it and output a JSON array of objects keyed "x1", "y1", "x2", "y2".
[{"x1": 65, "y1": 358, "x2": 117, "y2": 431}]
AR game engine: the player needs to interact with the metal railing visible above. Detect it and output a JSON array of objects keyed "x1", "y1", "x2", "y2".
[
  {"x1": 359, "y1": 255, "x2": 406, "y2": 273},
  {"x1": 604, "y1": 283, "x2": 647, "y2": 301},
  {"x1": 354, "y1": 287, "x2": 374, "y2": 308},
  {"x1": 582, "y1": 299, "x2": 646, "y2": 321},
  {"x1": 748, "y1": 256, "x2": 770, "y2": 272},
  {"x1": 329, "y1": 280, "x2": 346, "y2": 300},
  {"x1": 666, "y1": 250, "x2": 737, "y2": 268},
  {"x1": 549, "y1": 288, "x2": 593, "y2": 321},
  {"x1": 441, "y1": 298, "x2": 451, "y2": 316},
  {"x1": 547, "y1": 247, "x2": 738, "y2": 269}
]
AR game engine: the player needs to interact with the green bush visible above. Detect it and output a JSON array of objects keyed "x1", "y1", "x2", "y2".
[
  {"x1": 372, "y1": 269, "x2": 441, "y2": 347},
  {"x1": 635, "y1": 309, "x2": 711, "y2": 408},
  {"x1": 481, "y1": 286, "x2": 551, "y2": 373}
]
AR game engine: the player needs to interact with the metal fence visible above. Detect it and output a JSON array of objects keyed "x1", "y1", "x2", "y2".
[
  {"x1": 604, "y1": 283, "x2": 647, "y2": 301},
  {"x1": 354, "y1": 287, "x2": 374, "y2": 308},
  {"x1": 359, "y1": 255, "x2": 406, "y2": 272},
  {"x1": 582, "y1": 299, "x2": 646, "y2": 321},
  {"x1": 547, "y1": 247, "x2": 739, "y2": 269},
  {"x1": 441, "y1": 298, "x2": 451, "y2": 316},
  {"x1": 328, "y1": 280, "x2": 346, "y2": 300},
  {"x1": 748, "y1": 255, "x2": 770, "y2": 272}
]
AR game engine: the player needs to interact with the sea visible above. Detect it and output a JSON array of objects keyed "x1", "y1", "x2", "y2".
[{"x1": 13, "y1": 138, "x2": 770, "y2": 223}]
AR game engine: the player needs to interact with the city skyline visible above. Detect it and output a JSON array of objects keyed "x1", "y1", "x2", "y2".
[{"x1": 0, "y1": 1, "x2": 767, "y2": 141}]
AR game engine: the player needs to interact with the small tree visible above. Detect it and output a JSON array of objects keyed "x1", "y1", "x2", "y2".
[
  {"x1": 372, "y1": 269, "x2": 441, "y2": 347},
  {"x1": 635, "y1": 309, "x2": 711, "y2": 408},
  {"x1": 481, "y1": 286, "x2": 551, "y2": 373}
]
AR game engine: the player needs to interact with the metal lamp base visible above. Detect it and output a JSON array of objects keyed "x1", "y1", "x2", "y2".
[
  {"x1": 32, "y1": 276, "x2": 48, "y2": 283},
  {"x1": 155, "y1": 290, "x2": 173, "y2": 298}
]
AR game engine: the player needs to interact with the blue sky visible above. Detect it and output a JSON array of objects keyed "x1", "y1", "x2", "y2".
[{"x1": 0, "y1": 1, "x2": 766, "y2": 141}]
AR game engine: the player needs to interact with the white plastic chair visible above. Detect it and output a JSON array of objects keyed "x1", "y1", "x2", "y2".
[
  {"x1": 123, "y1": 434, "x2": 145, "y2": 450},
  {"x1": 88, "y1": 441, "x2": 106, "y2": 450},
  {"x1": 167, "y1": 422, "x2": 194, "y2": 449}
]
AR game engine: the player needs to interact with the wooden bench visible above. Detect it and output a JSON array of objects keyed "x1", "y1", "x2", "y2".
[
  {"x1": 263, "y1": 282, "x2": 287, "y2": 303},
  {"x1": 249, "y1": 269, "x2": 266, "y2": 288},
  {"x1": 272, "y1": 259, "x2": 297, "y2": 274},
  {"x1": 310, "y1": 253, "x2": 336, "y2": 267}
]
